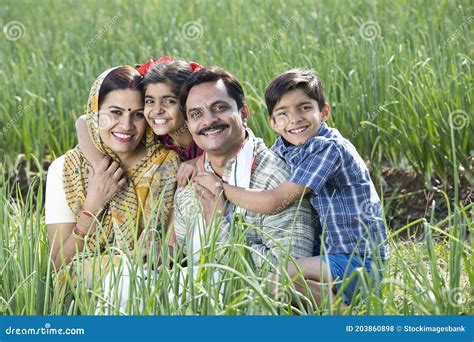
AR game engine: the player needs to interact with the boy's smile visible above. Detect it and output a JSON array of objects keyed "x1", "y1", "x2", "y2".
[{"x1": 270, "y1": 88, "x2": 330, "y2": 146}]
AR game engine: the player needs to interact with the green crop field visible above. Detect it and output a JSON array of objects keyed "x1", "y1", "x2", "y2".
[{"x1": 0, "y1": 0, "x2": 472, "y2": 315}]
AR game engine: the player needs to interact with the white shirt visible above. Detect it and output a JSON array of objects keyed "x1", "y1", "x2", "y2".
[{"x1": 45, "y1": 155, "x2": 76, "y2": 224}]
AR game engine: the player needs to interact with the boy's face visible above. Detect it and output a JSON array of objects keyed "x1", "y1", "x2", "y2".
[{"x1": 270, "y1": 88, "x2": 330, "y2": 146}]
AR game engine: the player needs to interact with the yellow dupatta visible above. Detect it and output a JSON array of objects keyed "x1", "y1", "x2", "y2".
[{"x1": 62, "y1": 66, "x2": 180, "y2": 253}]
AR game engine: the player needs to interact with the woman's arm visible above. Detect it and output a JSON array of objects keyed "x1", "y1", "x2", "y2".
[
  {"x1": 194, "y1": 172, "x2": 310, "y2": 214},
  {"x1": 47, "y1": 157, "x2": 127, "y2": 269},
  {"x1": 47, "y1": 202, "x2": 102, "y2": 270},
  {"x1": 76, "y1": 115, "x2": 105, "y2": 170}
]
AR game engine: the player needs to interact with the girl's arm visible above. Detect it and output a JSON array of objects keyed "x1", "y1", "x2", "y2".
[
  {"x1": 194, "y1": 172, "x2": 310, "y2": 214},
  {"x1": 76, "y1": 115, "x2": 105, "y2": 170},
  {"x1": 176, "y1": 157, "x2": 200, "y2": 189}
]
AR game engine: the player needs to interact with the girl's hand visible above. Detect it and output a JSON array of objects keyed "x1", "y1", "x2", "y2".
[
  {"x1": 84, "y1": 156, "x2": 127, "y2": 211},
  {"x1": 194, "y1": 172, "x2": 223, "y2": 196},
  {"x1": 177, "y1": 159, "x2": 199, "y2": 189}
]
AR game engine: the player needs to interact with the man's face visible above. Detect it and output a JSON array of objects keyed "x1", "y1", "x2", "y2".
[
  {"x1": 185, "y1": 80, "x2": 247, "y2": 156},
  {"x1": 270, "y1": 88, "x2": 330, "y2": 146}
]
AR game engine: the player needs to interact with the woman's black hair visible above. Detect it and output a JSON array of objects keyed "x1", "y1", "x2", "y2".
[{"x1": 98, "y1": 66, "x2": 143, "y2": 107}]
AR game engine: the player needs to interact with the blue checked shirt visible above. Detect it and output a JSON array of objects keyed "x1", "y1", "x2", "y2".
[{"x1": 272, "y1": 123, "x2": 388, "y2": 259}]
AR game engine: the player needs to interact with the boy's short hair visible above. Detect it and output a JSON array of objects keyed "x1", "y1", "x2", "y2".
[
  {"x1": 264, "y1": 68, "x2": 326, "y2": 115},
  {"x1": 179, "y1": 66, "x2": 245, "y2": 120}
]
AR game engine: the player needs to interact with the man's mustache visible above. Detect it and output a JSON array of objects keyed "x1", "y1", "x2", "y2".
[{"x1": 197, "y1": 124, "x2": 230, "y2": 135}]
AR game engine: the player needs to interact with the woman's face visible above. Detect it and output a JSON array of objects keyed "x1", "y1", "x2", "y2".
[
  {"x1": 98, "y1": 89, "x2": 147, "y2": 155},
  {"x1": 144, "y1": 82, "x2": 186, "y2": 136}
]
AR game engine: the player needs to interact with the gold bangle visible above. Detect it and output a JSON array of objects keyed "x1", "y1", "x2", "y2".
[
  {"x1": 72, "y1": 228, "x2": 85, "y2": 241},
  {"x1": 74, "y1": 225, "x2": 88, "y2": 238}
]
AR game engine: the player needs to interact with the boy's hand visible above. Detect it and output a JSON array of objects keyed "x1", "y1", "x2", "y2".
[
  {"x1": 177, "y1": 158, "x2": 199, "y2": 189},
  {"x1": 194, "y1": 172, "x2": 223, "y2": 196}
]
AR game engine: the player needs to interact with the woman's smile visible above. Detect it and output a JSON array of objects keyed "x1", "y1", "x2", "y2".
[{"x1": 111, "y1": 131, "x2": 136, "y2": 142}]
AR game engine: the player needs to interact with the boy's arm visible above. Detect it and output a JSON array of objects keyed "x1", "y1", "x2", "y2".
[
  {"x1": 223, "y1": 181, "x2": 310, "y2": 214},
  {"x1": 194, "y1": 172, "x2": 309, "y2": 214},
  {"x1": 76, "y1": 115, "x2": 105, "y2": 170}
]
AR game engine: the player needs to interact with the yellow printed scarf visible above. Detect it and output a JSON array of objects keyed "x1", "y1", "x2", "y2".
[{"x1": 62, "y1": 66, "x2": 179, "y2": 252}]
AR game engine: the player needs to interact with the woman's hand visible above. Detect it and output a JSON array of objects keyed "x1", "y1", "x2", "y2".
[
  {"x1": 177, "y1": 158, "x2": 199, "y2": 189},
  {"x1": 84, "y1": 156, "x2": 127, "y2": 212}
]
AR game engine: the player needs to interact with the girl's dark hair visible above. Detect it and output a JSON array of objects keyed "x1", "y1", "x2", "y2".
[
  {"x1": 142, "y1": 60, "x2": 193, "y2": 96},
  {"x1": 98, "y1": 66, "x2": 143, "y2": 107}
]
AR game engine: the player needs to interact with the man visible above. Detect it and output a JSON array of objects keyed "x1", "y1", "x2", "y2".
[{"x1": 173, "y1": 66, "x2": 318, "y2": 269}]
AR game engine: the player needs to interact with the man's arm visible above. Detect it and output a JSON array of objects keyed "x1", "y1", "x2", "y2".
[{"x1": 76, "y1": 115, "x2": 105, "y2": 169}]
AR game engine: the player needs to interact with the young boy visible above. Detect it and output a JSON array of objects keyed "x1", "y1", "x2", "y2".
[{"x1": 195, "y1": 68, "x2": 388, "y2": 305}]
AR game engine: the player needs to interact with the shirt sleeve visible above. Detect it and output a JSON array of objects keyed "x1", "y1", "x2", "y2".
[
  {"x1": 45, "y1": 156, "x2": 76, "y2": 224},
  {"x1": 290, "y1": 140, "x2": 341, "y2": 193}
]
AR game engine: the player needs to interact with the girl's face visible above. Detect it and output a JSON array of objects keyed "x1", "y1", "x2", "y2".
[
  {"x1": 98, "y1": 89, "x2": 147, "y2": 155},
  {"x1": 144, "y1": 82, "x2": 186, "y2": 136}
]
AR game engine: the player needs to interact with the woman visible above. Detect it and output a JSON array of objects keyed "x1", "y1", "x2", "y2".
[
  {"x1": 45, "y1": 66, "x2": 180, "y2": 312},
  {"x1": 76, "y1": 57, "x2": 203, "y2": 188}
]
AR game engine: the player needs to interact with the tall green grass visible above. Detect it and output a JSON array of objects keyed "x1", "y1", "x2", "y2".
[
  {"x1": 0, "y1": 0, "x2": 472, "y2": 182},
  {"x1": 0, "y1": 170, "x2": 472, "y2": 315}
]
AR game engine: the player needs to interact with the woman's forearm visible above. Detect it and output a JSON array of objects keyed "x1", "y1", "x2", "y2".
[
  {"x1": 51, "y1": 231, "x2": 84, "y2": 269},
  {"x1": 50, "y1": 202, "x2": 103, "y2": 269}
]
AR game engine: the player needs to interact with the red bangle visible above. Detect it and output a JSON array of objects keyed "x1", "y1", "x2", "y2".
[
  {"x1": 81, "y1": 210, "x2": 94, "y2": 218},
  {"x1": 73, "y1": 225, "x2": 88, "y2": 238}
]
